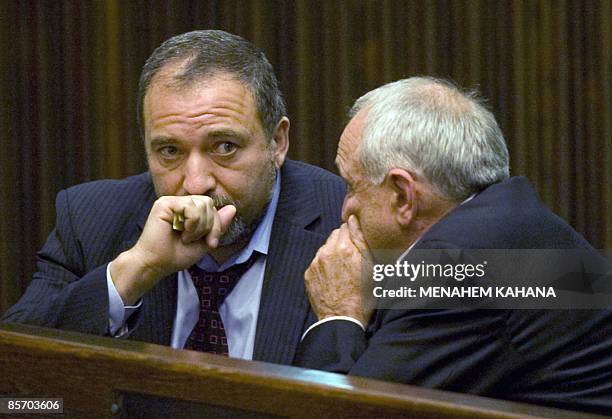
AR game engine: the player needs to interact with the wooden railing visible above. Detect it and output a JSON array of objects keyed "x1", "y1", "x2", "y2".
[{"x1": 0, "y1": 323, "x2": 602, "y2": 418}]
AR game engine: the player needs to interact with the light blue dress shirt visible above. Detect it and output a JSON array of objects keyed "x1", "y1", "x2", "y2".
[{"x1": 107, "y1": 171, "x2": 281, "y2": 360}]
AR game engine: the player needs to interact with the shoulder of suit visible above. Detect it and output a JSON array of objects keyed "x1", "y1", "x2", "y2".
[
  {"x1": 59, "y1": 172, "x2": 154, "y2": 213},
  {"x1": 283, "y1": 159, "x2": 345, "y2": 188},
  {"x1": 418, "y1": 177, "x2": 590, "y2": 249},
  {"x1": 63, "y1": 172, "x2": 152, "y2": 195}
]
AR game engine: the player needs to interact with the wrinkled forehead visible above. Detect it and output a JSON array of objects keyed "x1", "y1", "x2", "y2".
[
  {"x1": 145, "y1": 70, "x2": 256, "y2": 117},
  {"x1": 336, "y1": 109, "x2": 368, "y2": 175}
]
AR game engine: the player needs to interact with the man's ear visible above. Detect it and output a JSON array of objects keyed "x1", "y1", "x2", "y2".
[
  {"x1": 271, "y1": 117, "x2": 290, "y2": 168},
  {"x1": 385, "y1": 168, "x2": 417, "y2": 227}
]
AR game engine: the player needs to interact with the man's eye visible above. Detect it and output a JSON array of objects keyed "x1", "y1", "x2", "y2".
[
  {"x1": 213, "y1": 142, "x2": 237, "y2": 156},
  {"x1": 158, "y1": 145, "x2": 180, "y2": 159}
]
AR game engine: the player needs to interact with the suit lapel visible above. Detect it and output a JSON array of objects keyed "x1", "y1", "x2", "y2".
[
  {"x1": 253, "y1": 221, "x2": 326, "y2": 364},
  {"x1": 253, "y1": 161, "x2": 328, "y2": 364}
]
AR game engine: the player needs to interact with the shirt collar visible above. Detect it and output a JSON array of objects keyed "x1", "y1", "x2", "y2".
[
  {"x1": 397, "y1": 192, "x2": 477, "y2": 262},
  {"x1": 197, "y1": 169, "x2": 281, "y2": 272}
]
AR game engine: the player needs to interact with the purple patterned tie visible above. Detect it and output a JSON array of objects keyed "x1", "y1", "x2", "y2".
[{"x1": 184, "y1": 256, "x2": 257, "y2": 355}]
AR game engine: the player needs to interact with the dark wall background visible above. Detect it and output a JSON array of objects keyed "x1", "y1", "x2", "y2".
[{"x1": 1, "y1": 0, "x2": 610, "y2": 313}]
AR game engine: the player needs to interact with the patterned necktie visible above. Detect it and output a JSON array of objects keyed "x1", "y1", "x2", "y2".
[{"x1": 184, "y1": 255, "x2": 257, "y2": 355}]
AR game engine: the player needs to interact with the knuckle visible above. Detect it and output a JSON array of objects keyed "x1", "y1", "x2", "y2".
[
  {"x1": 339, "y1": 244, "x2": 351, "y2": 255},
  {"x1": 317, "y1": 246, "x2": 330, "y2": 259},
  {"x1": 202, "y1": 196, "x2": 214, "y2": 207},
  {"x1": 311, "y1": 255, "x2": 324, "y2": 269},
  {"x1": 154, "y1": 196, "x2": 169, "y2": 207},
  {"x1": 189, "y1": 196, "x2": 200, "y2": 207}
]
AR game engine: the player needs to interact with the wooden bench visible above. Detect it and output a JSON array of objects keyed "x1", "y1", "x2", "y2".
[{"x1": 0, "y1": 323, "x2": 602, "y2": 418}]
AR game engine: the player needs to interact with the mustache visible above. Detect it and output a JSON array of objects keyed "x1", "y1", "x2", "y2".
[{"x1": 206, "y1": 193, "x2": 240, "y2": 210}]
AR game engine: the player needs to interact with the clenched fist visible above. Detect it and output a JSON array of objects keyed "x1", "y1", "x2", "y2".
[
  {"x1": 305, "y1": 215, "x2": 375, "y2": 326},
  {"x1": 111, "y1": 195, "x2": 236, "y2": 305}
]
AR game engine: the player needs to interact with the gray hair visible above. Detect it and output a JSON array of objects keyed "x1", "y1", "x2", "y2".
[
  {"x1": 137, "y1": 30, "x2": 286, "y2": 139},
  {"x1": 351, "y1": 77, "x2": 510, "y2": 200}
]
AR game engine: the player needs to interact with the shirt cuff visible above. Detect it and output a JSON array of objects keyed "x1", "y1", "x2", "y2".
[
  {"x1": 301, "y1": 316, "x2": 365, "y2": 341},
  {"x1": 107, "y1": 262, "x2": 142, "y2": 336}
]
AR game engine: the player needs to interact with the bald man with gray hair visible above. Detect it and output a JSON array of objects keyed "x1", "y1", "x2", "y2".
[
  {"x1": 296, "y1": 77, "x2": 612, "y2": 414},
  {"x1": 355, "y1": 77, "x2": 509, "y2": 198}
]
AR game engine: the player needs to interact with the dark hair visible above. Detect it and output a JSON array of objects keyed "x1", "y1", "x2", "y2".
[{"x1": 137, "y1": 30, "x2": 286, "y2": 139}]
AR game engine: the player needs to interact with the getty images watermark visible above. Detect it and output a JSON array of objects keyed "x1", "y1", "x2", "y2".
[{"x1": 367, "y1": 249, "x2": 612, "y2": 309}]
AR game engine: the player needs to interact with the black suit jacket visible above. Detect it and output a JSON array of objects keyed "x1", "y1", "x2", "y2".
[
  {"x1": 3, "y1": 160, "x2": 345, "y2": 365},
  {"x1": 295, "y1": 177, "x2": 612, "y2": 413}
]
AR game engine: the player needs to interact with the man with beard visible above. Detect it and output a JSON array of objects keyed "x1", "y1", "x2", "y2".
[{"x1": 3, "y1": 30, "x2": 345, "y2": 365}]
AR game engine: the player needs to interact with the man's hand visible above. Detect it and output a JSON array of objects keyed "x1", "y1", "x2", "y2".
[
  {"x1": 110, "y1": 196, "x2": 236, "y2": 305},
  {"x1": 305, "y1": 215, "x2": 375, "y2": 326}
]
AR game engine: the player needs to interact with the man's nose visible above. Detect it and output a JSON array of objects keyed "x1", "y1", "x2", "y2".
[{"x1": 182, "y1": 153, "x2": 216, "y2": 195}]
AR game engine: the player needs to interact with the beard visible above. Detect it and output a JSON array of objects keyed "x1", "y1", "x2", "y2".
[
  {"x1": 210, "y1": 160, "x2": 276, "y2": 247},
  {"x1": 209, "y1": 192, "x2": 267, "y2": 247}
]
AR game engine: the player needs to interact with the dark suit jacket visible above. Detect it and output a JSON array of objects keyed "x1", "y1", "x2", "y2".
[
  {"x1": 295, "y1": 177, "x2": 612, "y2": 414},
  {"x1": 3, "y1": 159, "x2": 345, "y2": 366}
]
